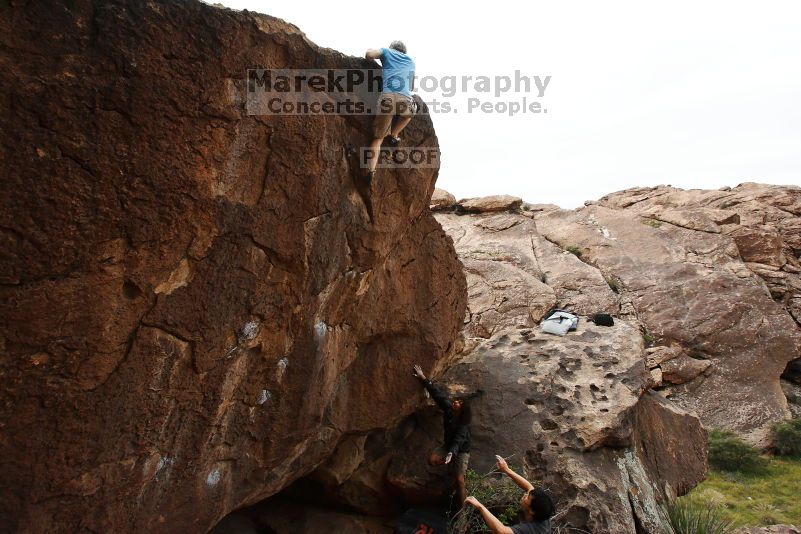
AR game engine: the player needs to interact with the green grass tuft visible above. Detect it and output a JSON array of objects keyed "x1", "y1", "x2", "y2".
[
  {"x1": 772, "y1": 419, "x2": 801, "y2": 457},
  {"x1": 708, "y1": 430, "x2": 766, "y2": 473},
  {"x1": 687, "y1": 456, "x2": 801, "y2": 527},
  {"x1": 663, "y1": 498, "x2": 735, "y2": 534},
  {"x1": 565, "y1": 245, "x2": 583, "y2": 257},
  {"x1": 450, "y1": 468, "x2": 521, "y2": 534}
]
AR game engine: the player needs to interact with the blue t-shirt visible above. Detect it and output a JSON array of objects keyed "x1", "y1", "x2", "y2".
[{"x1": 379, "y1": 47, "x2": 415, "y2": 97}]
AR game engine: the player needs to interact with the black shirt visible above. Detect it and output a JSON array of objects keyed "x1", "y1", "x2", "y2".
[
  {"x1": 422, "y1": 379, "x2": 470, "y2": 455},
  {"x1": 511, "y1": 519, "x2": 551, "y2": 534}
]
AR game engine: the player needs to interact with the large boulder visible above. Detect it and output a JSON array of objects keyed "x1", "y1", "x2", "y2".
[{"x1": 0, "y1": 1, "x2": 466, "y2": 533}]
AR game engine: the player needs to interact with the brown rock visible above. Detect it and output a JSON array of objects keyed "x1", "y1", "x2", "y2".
[
  {"x1": 660, "y1": 356, "x2": 712, "y2": 384},
  {"x1": 430, "y1": 188, "x2": 456, "y2": 211},
  {"x1": 650, "y1": 367, "x2": 664, "y2": 387},
  {"x1": 728, "y1": 225, "x2": 787, "y2": 266},
  {"x1": 645, "y1": 345, "x2": 683, "y2": 368},
  {"x1": 735, "y1": 526, "x2": 801, "y2": 534},
  {"x1": 457, "y1": 195, "x2": 523, "y2": 213},
  {"x1": 0, "y1": 2, "x2": 466, "y2": 533}
]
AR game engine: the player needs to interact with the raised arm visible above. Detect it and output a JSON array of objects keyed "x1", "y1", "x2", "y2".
[
  {"x1": 413, "y1": 364, "x2": 452, "y2": 413},
  {"x1": 365, "y1": 48, "x2": 382, "y2": 60},
  {"x1": 464, "y1": 497, "x2": 514, "y2": 534},
  {"x1": 496, "y1": 455, "x2": 534, "y2": 492}
]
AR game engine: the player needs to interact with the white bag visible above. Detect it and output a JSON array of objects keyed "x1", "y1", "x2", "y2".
[{"x1": 540, "y1": 311, "x2": 579, "y2": 336}]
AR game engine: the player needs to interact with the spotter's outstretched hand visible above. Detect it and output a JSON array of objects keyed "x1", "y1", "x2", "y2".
[
  {"x1": 413, "y1": 364, "x2": 426, "y2": 380},
  {"x1": 495, "y1": 455, "x2": 510, "y2": 473}
]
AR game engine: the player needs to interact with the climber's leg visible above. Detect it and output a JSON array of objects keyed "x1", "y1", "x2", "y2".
[
  {"x1": 389, "y1": 96, "x2": 416, "y2": 141},
  {"x1": 390, "y1": 115, "x2": 412, "y2": 138},
  {"x1": 366, "y1": 136, "x2": 384, "y2": 174},
  {"x1": 366, "y1": 93, "x2": 394, "y2": 175},
  {"x1": 456, "y1": 473, "x2": 467, "y2": 506}
]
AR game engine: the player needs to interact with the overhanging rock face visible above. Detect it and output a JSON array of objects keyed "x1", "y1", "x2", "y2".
[{"x1": 0, "y1": 1, "x2": 467, "y2": 532}]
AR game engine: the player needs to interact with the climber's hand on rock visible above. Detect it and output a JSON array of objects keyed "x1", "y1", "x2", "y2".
[
  {"x1": 495, "y1": 454, "x2": 509, "y2": 473},
  {"x1": 464, "y1": 496, "x2": 480, "y2": 508},
  {"x1": 413, "y1": 364, "x2": 426, "y2": 380},
  {"x1": 444, "y1": 452, "x2": 453, "y2": 465}
]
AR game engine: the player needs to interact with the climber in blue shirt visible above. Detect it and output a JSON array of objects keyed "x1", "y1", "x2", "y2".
[{"x1": 363, "y1": 40, "x2": 416, "y2": 184}]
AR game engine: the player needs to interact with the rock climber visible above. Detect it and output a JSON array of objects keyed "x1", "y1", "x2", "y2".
[
  {"x1": 412, "y1": 364, "x2": 471, "y2": 507},
  {"x1": 464, "y1": 455, "x2": 556, "y2": 534},
  {"x1": 363, "y1": 40, "x2": 416, "y2": 184}
]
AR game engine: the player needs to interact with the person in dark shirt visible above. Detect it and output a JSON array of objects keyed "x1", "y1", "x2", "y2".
[
  {"x1": 413, "y1": 364, "x2": 472, "y2": 506},
  {"x1": 464, "y1": 455, "x2": 555, "y2": 534}
]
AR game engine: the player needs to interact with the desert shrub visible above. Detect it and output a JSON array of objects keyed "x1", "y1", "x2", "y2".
[
  {"x1": 605, "y1": 276, "x2": 619, "y2": 294},
  {"x1": 450, "y1": 468, "x2": 520, "y2": 533},
  {"x1": 642, "y1": 331, "x2": 654, "y2": 346},
  {"x1": 641, "y1": 218, "x2": 663, "y2": 228},
  {"x1": 708, "y1": 430, "x2": 766, "y2": 473},
  {"x1": 772, "y1": 419, "x2": 801, "y2": 457},
  {"x1": 663, "y1": 498, "x2": 735, "y2": 534}
]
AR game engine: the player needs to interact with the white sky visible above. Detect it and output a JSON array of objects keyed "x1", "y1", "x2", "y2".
[{"x1": 219, "y1": 0, "x2": 801, "y2": 208}]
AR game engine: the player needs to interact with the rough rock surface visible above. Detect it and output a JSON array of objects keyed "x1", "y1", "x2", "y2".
[
  {"x1": 0, "y1": 2, "x2": 466, "y2": 533},
  {"x1": 736, "y1": 526, "x2": 801, "y2": 534},
  {"x1": 457, "y1": 194, "x2": 523, "y2": 213},
  {"x1": 782, "y1": 380, "x2": 801, "y2": 419},
  {"x1": 536, "y1": 184, "x2": 801, "y2": 445},
  {"x1": 430, "y1": 188, "x2": 456, "y2": 211}
]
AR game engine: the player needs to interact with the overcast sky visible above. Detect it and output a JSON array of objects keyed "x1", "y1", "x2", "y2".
[{"x1": 219, "y1": 0, "x2": 801, "y2": 208}]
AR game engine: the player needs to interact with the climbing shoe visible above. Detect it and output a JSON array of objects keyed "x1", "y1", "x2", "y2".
[{"x1": 384, "y1": 135, "x2": 400, "y2": 147}]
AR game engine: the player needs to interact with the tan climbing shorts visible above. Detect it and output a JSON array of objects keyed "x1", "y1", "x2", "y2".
[
  {"x1": 372, "y1": 92, "x2": 415, "y2": 138},
  {"x1": 433, "y1": 445, "x2": 470, "y2": 475}
]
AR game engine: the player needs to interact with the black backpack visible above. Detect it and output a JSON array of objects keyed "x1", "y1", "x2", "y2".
[{"x1": 591, "y1": 313, "x2": 614, "y2": 327}]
